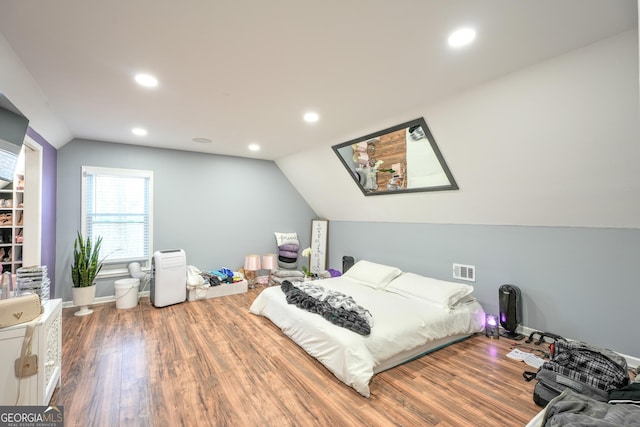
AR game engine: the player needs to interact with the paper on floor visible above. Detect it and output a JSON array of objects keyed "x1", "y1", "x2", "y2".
[{"x1": 506, "y1": 348, "x2": 545, "y2": 369}]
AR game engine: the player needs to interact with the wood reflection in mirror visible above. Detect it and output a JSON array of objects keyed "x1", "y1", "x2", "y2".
[
  {"x1": 333, "y1": 117, "x2": 458, "y2": 196},
  {"x1": 374, "y1": 128, "x2": 407, "y2": 190}
]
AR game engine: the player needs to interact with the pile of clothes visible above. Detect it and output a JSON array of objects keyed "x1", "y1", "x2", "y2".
[
  {"x1": 543, "y1": 383, "x2": 640, "y2": 426},
  {"x1": 188, "y1": 265, "x2": 243, "y2": 289}
]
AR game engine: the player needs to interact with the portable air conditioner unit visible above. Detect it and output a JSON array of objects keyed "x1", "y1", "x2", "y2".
[{"x1": 151, "y1": 249, "x2": 187, "y2": 307}]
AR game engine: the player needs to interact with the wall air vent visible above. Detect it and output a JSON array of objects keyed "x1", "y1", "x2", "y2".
[{"x1": 453, "y1": 263, "x2": 475, "y2": 282}]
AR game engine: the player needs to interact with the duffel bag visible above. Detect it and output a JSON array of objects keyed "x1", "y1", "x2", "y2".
[
  {"x1": 530, "y1": 340, "x2": 629, "y2": 407},
  {"x1": 533, "y1": 367, "x2": 611, "y2": 407}
]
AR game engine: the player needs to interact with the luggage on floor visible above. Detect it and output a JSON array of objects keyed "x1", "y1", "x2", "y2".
[{"x1": 532, "y1": 340, "x2": 629, "y2": 407}]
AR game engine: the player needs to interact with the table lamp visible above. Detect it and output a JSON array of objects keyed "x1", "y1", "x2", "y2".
[
  {"x1": 244, "y1": 254, "x2": 261, "y2": 289},
  {"x1": 262, "y1": 254, "x2": 278, "y2": 286}
]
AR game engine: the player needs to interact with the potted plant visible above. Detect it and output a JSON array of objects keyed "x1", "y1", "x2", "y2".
[{"x1": 71, "y1": 231, "x2": 103, "y2": 316}]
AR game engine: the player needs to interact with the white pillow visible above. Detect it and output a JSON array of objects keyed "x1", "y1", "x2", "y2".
[
  {"x1": 342, "y1": 260, "x2": 402, "y2": 289},
  {"x1": 274, "y1": 232, "x2": 299, "y2": 247},
  {"x1": 385, "y1": 272, "x2": 474, "y2": 310}
]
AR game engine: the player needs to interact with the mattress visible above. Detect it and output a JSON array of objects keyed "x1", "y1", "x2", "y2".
[{"x1": 249, "y1": 276, "x2": 485, "y2": 397}]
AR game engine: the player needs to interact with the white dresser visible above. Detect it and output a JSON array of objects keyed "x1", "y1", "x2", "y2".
[{"x1": 0, "y1": 298, "x2": 62, "y2": 405}]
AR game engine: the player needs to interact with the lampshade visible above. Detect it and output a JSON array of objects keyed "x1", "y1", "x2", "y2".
[
  {"x1": 244, "y1": 254, "x2": 261, "y2": 271},
  {"x1": 262, "y1": 254, "x2": 278, "y2": 270}
]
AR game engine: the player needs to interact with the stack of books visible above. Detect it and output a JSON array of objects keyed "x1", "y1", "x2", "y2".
[{"x1": 16, "y1": 265, "x2": 50, "y2": 305}]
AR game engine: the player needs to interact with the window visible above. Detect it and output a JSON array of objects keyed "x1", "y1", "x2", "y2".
[{"x1": 81, "y1": 166, "x2": 153, "y2": 271}]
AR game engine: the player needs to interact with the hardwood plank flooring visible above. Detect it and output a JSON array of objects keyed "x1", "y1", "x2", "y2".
[{"x1": 51, "y1": 288, "x2": 543, "y2": 426}]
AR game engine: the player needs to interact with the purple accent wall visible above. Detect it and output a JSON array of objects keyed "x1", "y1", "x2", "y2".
[{"x1": 26, "y1": 127, "x2": 57, "y2": 296}]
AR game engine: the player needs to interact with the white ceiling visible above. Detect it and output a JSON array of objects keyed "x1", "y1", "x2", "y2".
[{"x1": 0, "y1": 0, "x2": 636, "y2": 160}]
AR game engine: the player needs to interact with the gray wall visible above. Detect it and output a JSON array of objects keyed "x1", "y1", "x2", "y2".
[
  {"x1": 55, "y1": 139, "x2": 316, "y2": 301},
  {"x1": 328, "y1": 221, "x2": 640, "y2": 357}
]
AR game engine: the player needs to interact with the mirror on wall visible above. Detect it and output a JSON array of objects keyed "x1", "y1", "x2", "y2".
[
  {"x1": 332, "y1": 117, "x2": 458, "y2": 196},
  {"x1": 0, "y1": 94, "x2": 29, "y2": 189}
]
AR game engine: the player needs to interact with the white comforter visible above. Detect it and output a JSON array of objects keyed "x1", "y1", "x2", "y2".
[{"x1": 249, "y1": 276, "x2": 485, "y2": 397}]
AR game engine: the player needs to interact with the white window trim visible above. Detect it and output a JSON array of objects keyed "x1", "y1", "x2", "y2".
[{"x1": 81, "y1": 165, "x2": 154, "y2": 277}]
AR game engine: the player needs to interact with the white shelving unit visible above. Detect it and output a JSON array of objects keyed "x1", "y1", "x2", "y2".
[{"x1": 0, "y1": 174, "x2": 24, "y2": 274}]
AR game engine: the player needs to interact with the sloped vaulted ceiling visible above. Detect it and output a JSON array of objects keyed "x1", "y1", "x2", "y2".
[
  {"x1": 0, "y1": 1, "x2": 635, "y2": 157},
  {"x1": 0, "y1": 1, "x2": 637, "y2": 227}
]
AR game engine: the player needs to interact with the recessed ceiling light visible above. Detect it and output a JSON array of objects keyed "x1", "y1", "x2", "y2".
[
  {"x1": 192, "y1": 137, "x2": 212, "y2": 144},
  {"x1": 448, "y1": 28, "x2": 476, "y2": 47},
  {"x1": 304, "y1": 112, "x2": 319, "y2": 123},
  {"x1": 132, "y1": 127, "x2": 147, "y2": 136},
  {"x1": 134, "y1": 73, "x2": 158, "y2": 87},
  {"x1": 248, "y1": 143, "x2": 260, "y2": 151}
]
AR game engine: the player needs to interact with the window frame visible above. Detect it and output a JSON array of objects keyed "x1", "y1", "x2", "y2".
[{"x1": 81, "y1": 165, "x2": 154, "y2": 277}]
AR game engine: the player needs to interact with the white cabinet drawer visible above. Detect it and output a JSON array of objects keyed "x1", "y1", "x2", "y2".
[{"x1": 0, "y1": 299, "x2": 62, "y2": 405}]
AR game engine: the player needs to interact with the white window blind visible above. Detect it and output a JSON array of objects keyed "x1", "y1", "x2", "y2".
[{"x1": 81, "y1": 166, "x2": 153, "y2": 266}]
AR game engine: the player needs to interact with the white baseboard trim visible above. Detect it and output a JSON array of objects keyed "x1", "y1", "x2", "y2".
[
  {"x1": 517, "y1": 325, "x2": 639, "y2": 370},
  {"x1": 61, "y1": 291, "x2": 150, "y2": 309}
]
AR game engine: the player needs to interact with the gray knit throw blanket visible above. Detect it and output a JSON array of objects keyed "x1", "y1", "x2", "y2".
[{"x1": 280, "y1": 280, "x2": 372, "y2": 336}]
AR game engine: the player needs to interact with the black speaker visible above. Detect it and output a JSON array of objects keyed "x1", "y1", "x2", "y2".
[
  {"x1": 499, "y1": 284, "x2": 524, "y2": 340},
  {"x1": 342, "y1": 256, "x2": 354, "y2": 273}
]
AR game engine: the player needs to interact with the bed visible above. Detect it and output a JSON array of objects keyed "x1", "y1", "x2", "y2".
[{"x1": 249, "y1": 260, "x2": 485, "y2": 397}]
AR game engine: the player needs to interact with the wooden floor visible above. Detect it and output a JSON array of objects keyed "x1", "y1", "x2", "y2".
[{"x1": 51, "y1": 288, "x2": 543, "y2": 426}]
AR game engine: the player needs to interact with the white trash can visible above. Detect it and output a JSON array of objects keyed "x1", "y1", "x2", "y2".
[{"x1": 114, "y1": 278, "x2": 139, "y2": 309}]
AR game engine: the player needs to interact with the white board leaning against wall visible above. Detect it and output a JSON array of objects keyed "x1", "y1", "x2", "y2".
[{"x1": 309, "y1": 220, "x2": 328, "y2": 275}]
